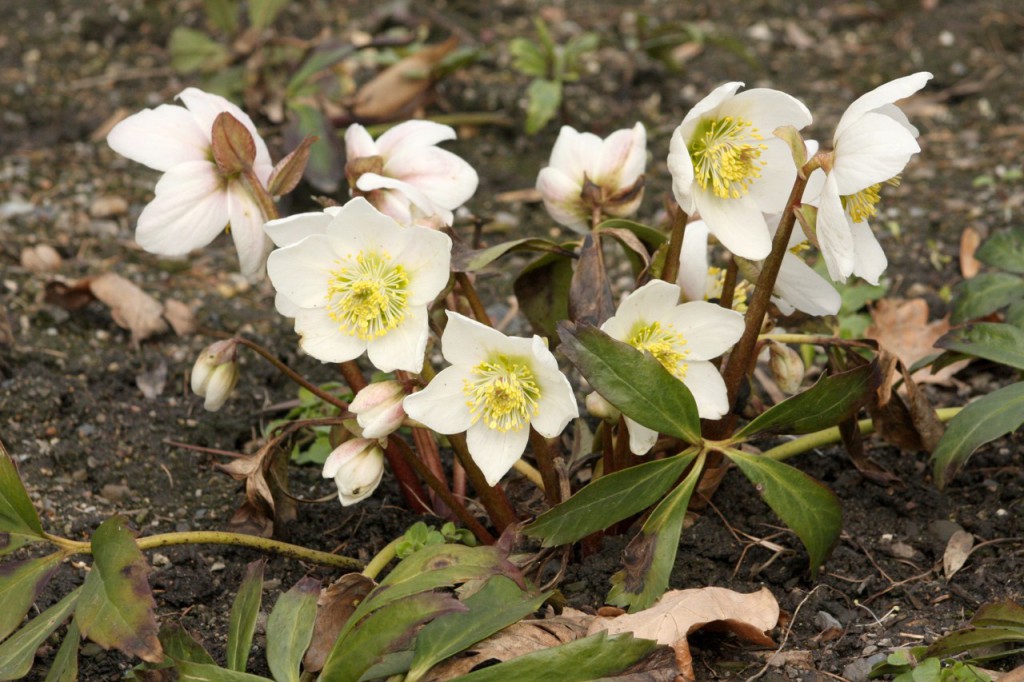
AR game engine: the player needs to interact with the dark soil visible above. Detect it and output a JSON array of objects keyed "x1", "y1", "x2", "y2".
[{"x1": 2, "y1": 1, "x2": 1023, "y2": 680}]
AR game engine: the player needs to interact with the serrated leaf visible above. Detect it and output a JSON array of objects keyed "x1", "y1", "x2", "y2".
[
  {"x1": 74, "y1": 516, "x2": 162, "y2": 663},
  {"x1": 227, "y1": 559, "x2": 264, "y2": 672},
  {"x1": 265, "y1": 577, "x2": 319, "y2": 682},
  {"x1": 737, "y1": 364, "x2": 874, "y2": 438},
  {"x1": 523, "y1": 450, "x2": 697, "y2": 547},
  {"x1": 724, "y1": 450, "x2": 841, "y2": 578},
  {"x1": 0, "y1": 442, "x2": 46, "y2": 545},
  {"x1": 454, "y1": 631, "x2": 658, "y2": 682},
  {"x1": 407, "y1": 576, "x2": 550, "y2": 682},
  {"x1": 937, "y1": 322, "x2": 1024, "y2": 370},
  {"x1": 175, "y1": 660, "x2": 273, "y2": 681},
  {"x1": 931, "y1": 382, "x2": 1024, "y2": 488},
  {"x1": 525, "y1": 79, "x2": 561, "y2": 135},
  {"x1": 951, "y1": 273, "x2": 1024, "y2": 323},
  {"x1": 0, "y1": 552, "x2": 64, "y2": 642},
  {"x1": 558, "y1": 323, "x2": 701, "y2": 443},
  {"x1": 43, "y1": 620, "x2": 79, "y2": 682},
  {"x1": 247, "y1": 0, "x2": 289, "y2": 29},
  {"x1": 514, "y1": 253, "x2": 574, "y2": 342},
  {"x1": 452, "y1": 238, "x2": 571, "y2": 273},
  {"x1": 976, "y1": 227, "x2": 1024, "y2": 273},
  {"x1": 168, "y1": 27, "x2": 231, "y2": 74},
  {"x1": 0, "y1": 587, "x2": 80, "y2": 680},
  {"x1": 607, "y1": 452, "x2": 705, "y2": 611}
]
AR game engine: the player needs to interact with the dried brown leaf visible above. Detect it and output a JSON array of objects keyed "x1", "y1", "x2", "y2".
[
  {"x1": 960, "y1": 226, "x2": 983, "y2": 279},
  {"x1": 866, "y1": 298, "x2": 968, "y2": 386},
  {"x1": 303, "y1": 573, "x2": 377, "y2": 673},
  {"x1": 162, "y1": 299, "x2": 196, "y2": 336},
  {"x1": 943, "y1": 530, "x2": 975, "y2": 579},
  {"x1": 89, "y1": 273, "x2": 169, "y2": 345},
  {"x1": 20, "y1": 244, "x2": 62, "y2": 272},
  {"x1": 352, "y1": 37, "x2": 458, "y2": 122},
  {"x1": 569, "y1": 233, "x2": 614, "y2": 327}
]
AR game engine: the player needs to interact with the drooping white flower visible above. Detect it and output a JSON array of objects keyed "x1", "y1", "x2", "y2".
[
  {"x1": 323, "y1": 438, "x2": 385, "y2": 506},
  {"x1": 190, "y1": 339, "x2": 239, "y2": 412},
  {"x1": 600, "y1": 280, "x2": 743, "y2": 455},
  {"x1": 536, "y1": 123, "x2": 647, "y2": 233},
  {"x1": 667, "y1": 83, "x2": 812, "y2": 260},
  {"x1": 266, "y1": 198, "x2": 452, "y2": 373},
  {"x1": 812, "y1": 72, "x2": 932, "y2": 284},
  {"x1": 403, "y1": 312, "x2": 578, "y2": 486},
  {"x1": 350, "y1": 380, "x2": 407, "y2": 439},
  {"x1": 344, "y1": 120, "x2": 479, "y2": 226},
  {"x1": 107, "y1": 87, "x2": 275, "y2": 279}
]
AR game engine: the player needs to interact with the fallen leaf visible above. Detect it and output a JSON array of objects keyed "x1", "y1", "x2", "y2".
[
  {"x1": 162, "y1": 299, "x2": 197, "y2": 336},
  {"x1": 20, "y1": 244, "x2": 63, "y2": 272},
  {"x1": 943, "y1": 530, "x2": 975, "y2": 579},
  {"x1": 763, "y1": 649, "x2": 816, "y2": 669},
  {"x1": 351, "y1": 37, "x2": 458, "y2": 122},
  {"x1": 303, "y1": 573, "x2": 377, "y2": 673},
  {"x1": 960, "y1": 227, "x2": 982, "y2": 279},
  {"x1": 866, "y1": 298, "x2": 969, "y2": 386}
]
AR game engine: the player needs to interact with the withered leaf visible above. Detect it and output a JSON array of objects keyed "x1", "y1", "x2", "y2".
[
  {"x1": 351, "y1": 37, "x2": 458, "y2": 122},
  {"x1": 303, "y1": 573, "x2": 377, "y2": 673},
  {"x1": 866, "y1": 298, "x2": 969, "y2": 386}
]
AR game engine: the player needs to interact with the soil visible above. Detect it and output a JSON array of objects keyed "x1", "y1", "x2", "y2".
[{"x1": 2, "y1": 0, "x2": 1023, "y2": 680}]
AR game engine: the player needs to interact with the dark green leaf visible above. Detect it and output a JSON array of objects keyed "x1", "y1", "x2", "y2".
[
  {"x1": 407, "y1": 576, "x2": 550, "y2": 682},
  {"x1": 925, "y1": 627, "x2": 1024, "y2": 659},
  {"x1": 75, "y1": 516, "x2": 162, "y2": 663},
  {"x1": 0, "y1": 552, "x2": 64, "y2": 642},
  {"x1": 525, "y1": 79, "x2": 561, "y2": 135},
  {"x1": 1007, "y1": 298, "x2": 1024, "y2": 328},
  {"x1": 455, "y1": 631, "x2": 658, "y2": 682},
  {"x1": 937, "y1": 322, "x2": 1024, "y2": 370},
  {"x1": 175, "y1": 660, "x2": 272, "y2": 681},
  {"x1": 43, "y1": 620, "x2": 79, "y2": 682},
  {"x1": 976, "y1": 227, "x2": 1024, "y2": 273},
  {"x1": 564, "y1": 33, "x2": 600, "y2": 67},
  {"x1": 0, "y1": 442, "x2": 46, "y2": 546},
  {"x1": 0, "y1": 587, "x2": 80, "y2": 680},
  {"x1": 931, "y1": 382, "x2": 1024, "y2": 488},
  {"x1": 265, "y1": 577, "x2": 319, "y2": 682},
  {"x1": 524, "y1": 450, "x2": 697, "y2": 547},
  {"x1": 607, "y1": 452, "x2": 705, "y2": 611},
  {"x1": 724, "y1": 450, "x2": 841, "y2": 578},
  {"x1": 951, "y1": 273, "x2": 1024, "y2": 323},
  {"x1": 284, "y1": 104, "x2": 342, "y2": 194},
  {"x1": 287, "y1": 44, "x2": 357, "y2": 95},
  {"x1": 247, "y1": 0, "x2": 289, "y2": 29},
  {"x1": 514, "y1": 252, "x2": 574, "y2": 342},
  {"x1": 737, "y1": 364, "x2": 875, "y2": 438},
  {"x1": 558, "y1": 323, "x2": 701, "y2": 443},
  {"x1": 971, "y1": 601, "x2": 1024, "y2": 628},
  {"x1": 452, "y1": 238, "x2": 572, "y2": 273},
  {"x1": 202, "y1": 0, "x2": 238, "y2": 34},
  {"x1": 168, "y1": 27, "x2": 231, "y2": 74},
  {"x1": 227, "y1": 559, "x2": 264, "y2": 672},
  {"x1": 160, "y1": 623, "x2": 216, "y2": 665}
]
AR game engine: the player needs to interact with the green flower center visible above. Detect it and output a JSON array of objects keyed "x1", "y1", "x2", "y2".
[
  {"x1": 463, "y1": 356, "x2": 541, "y2": 432},
  {"x1": 628, "y1": 321, "x2": 690, "y2": 380},
  {"x1": 688, "y1": 116, "x2": 768, "y2": 200},
  {"x1": 326, "y1": 252, "x2": 409, "y2": 340}
]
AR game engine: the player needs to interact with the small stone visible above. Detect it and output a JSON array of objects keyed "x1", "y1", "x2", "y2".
[
  {"x1": 100, "y1": 483, "x2": 130, "y2": 502},
  {"x1": 210, "y1": 561, "x2": 226, "y2": 572},
  {"x1": 89, "y1": 195, "x2": 128, "y2": 218},
  {"x1": 152, "y1": 553, "x2": 171, "y2": 568}
]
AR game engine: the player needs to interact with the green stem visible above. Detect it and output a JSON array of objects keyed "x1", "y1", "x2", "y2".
[
  {"x1": 362, "y1": 537, "x2": 401, "y2": 580},
  {"x1": 234, "y1": 337, "x2": 348, "y2": 411}
]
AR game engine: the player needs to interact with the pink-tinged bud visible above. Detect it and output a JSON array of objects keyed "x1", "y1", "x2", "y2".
[
  {"x1": 322, "y1": 439, "x2": 385, "y2": 506},
  {"x1": 190, "y1": 339, "x2": 239, "y2": 411},
  {"x1": 585, "y1": 391, "x2": 620, "y2": 422},
  {"x1": 211, "y1": 112, "x2": 257, "y2": 176},
  {"x1": 350, "y1": 380, "x2": 407, "y2": 439},
  {"x1": 769, "y1": 342, "x2": 805, "y2": 394}
]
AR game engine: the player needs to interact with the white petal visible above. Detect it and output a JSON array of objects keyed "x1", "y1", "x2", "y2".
[
  {"x1": 356, "y1": 173, "x2": 447, "y2": 224},
  {"x1": 832, "y1": 113, "x2": 921, "y2": 195},
  {"x1": 835, "y1": 72, "x2": 932, "y2": 139},
  {"x1": 677, "y1": 220, "x2": 710, "y2": 302},
  {"x1": 595, "y1": 123, "x2": 646, "y2": 189},
  {"x1": 536, "y1": 167, "x2": 587, "y2": 232},
  {"x1": 328, "y1": 197, "x2": 406, "y2": 253},
  {"x1": 403, "y1": 365, "x2": 474, "y2": 434},
  {"x1": 440, "y1": 311, "x2": 504, "y2": 366},
  {"x1": 816, "y1": 174, "x2": 855, "y2": 282},
  {"x1": 135, "y1": 162, "x2": 228, "y2": 256},
  {"x1": 227, "y1": 183, "x2": 272, "y2": 280},
  {"x1": 376, "y1": 120, "x2": 456, "y2": 157},
  {"x1": 680, "y1": 82, "x2": 745, "y2": 128},
  {"x1": 177, "y1": 87, "x2": 272, "y2": 172},
  {"x1": 383, "y1": 146, "x2": 478, "y2": 211},
  {"x1": 106, "y1": 105, "x2": 208, "y2": 171},
  {"x1": 602, "y1": 280, "x2": 682, "y2": 341},
  {"x1": 850, "y1": 219, "x2": 888, "y2": 285},
  {"x1": 344, "y1": 123, "x2": 378, "y2": 160},
  {"x1": 747, "y1": 139, "x2": 799, "y2": 214},
  {"x1": 366, "y1": 305, "x2": 430, "y2": 373},
  {"x1": 275, "y1": 291, "x2": 301, "y2": 318},
  {"x1": 773, "y1": 253, "x2": 841, "y2": 316},
  {"x1": 721, "y1": 88, "x2": 812, "y2": 134},
  {"x1": 466, "y1": 423, "x2": 530, "y2": 486},
  {"x1": 396, "y1": 229, "x2": 453, "y2": 305},
  {"x1": 624, "y1": 416, "x2": 659, "y2": 456},
  {"x1": 695, "y1": 193, "x2": 772, "y2": 260},
  {"x1": 667, "y1": 127, "x2": 697, "y2": 213},
  {"x1": 293, "y1": 307, "x2": 366, "y2": 363},
  {"x1": 266, "y1": 235, "x2": 334, "y2": 308},
  {"x1": 668, "y1": 301, "x2": 744, "y2": 361},
  {"x1": 682, "y1": 361, "x2": 730, "y2": 419},
  {"x1": 530, "y1": 362, "x2": 578, "y2": 437},
  {"x1": 264, "y1": 211, "x2": 333, "y2": 247},
  {"x1": 549, "y1": 126, "x2": 601, "y2": 182}
]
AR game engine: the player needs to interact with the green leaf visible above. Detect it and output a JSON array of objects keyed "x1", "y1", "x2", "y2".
[
  {"x1": 976, "y1": 227, "x2": 1024, "y2": 273},
  {"x1": 203, "y1": 0, "x2": 238, "y2": 34},
  {"x1": 607, "y1": 452, "x2": 705, "y2": 611},
  {"x1": 287, "y1": 44, "x2": 357, "y2": 96},
  {"x1": 971, "y1": 600, "x2": 1024, "y2": 627},
  {"x1": 596, "y1": 218, "x2": 668, "y2": 249},
  {"x1": 43, "y1": 620, "x2": 80, "y2": 682},
  {"x1": 74, "y1": 516, "x2": 162, "y2": 663},
  {"x1": 524, "y1": 450, "x2": 698, "y2": 546},
  {"x1": 564, "y1": 32, "x2": 600, "y2": 69},
  {"x1": 0, "y1": 586, "x2": 80, "y2": 680},
  {"x1": 0, "y1": 442, "x2": 46, "y2": 547},
  {"x1": 513, "y1": 252, "x2": 574, "y2": 342},
  {"x1": 931, "y1": 382, "x2": 1024, "y2": 488},
  {"x1": 558, "y1": 323, "x2": 701, "y2": 443},
  {"x1": 0, "y1": 552, "x2": 64, "y2": 642},
  {"x1": 175, "y1": 660, "x2": 272, "y2": 681},
  {"x1": 407, "y1": 576, "x2": 550, "y2": 682},
  {"x1": 509, "y1": 38, "x2": 548, "y2": 78},
  {"x1": 318, "y1": 591, "x2": 463, "y2": 682},
  {"x1": 453, "y1": 238, "x2": 572, "y2": 273},
  {"x1": 737, "y1": 364, "x2": 875, "y2": 438},
  {"x1": 454, "y1": 631, "x2": 658, "y2": 682},
  {"x1": 525, "y1": 79, "x2": 561, "y2": 135},
  {"x1": 265, "y1": 577, "x2": 319, "y2": 682},
  {"x1": 925, "y1": 626, "x2": 1024, "y2": 658},
  {"x1": 284, "y1": 104, "x2": 342, "y2": 194},
  {"x1": 161, "y1": 623, "x2": 216, "y2": 665},
  {"x1": 951, "y1": 273, "x2": 1024, "y2": 323},
  {"x1": 937, "y1": 322, "x2": 1024, "y2": 370},
  {"x1": 227, "y1": 559, "x2": 264, "y2": 672},
  {"x1": 247, "y1": 0, "x2": 289, "y2": 29},
  {"x1": 168, "y1": 27, "x2": 231, "y2": 74},
  {"x1": 724, "y1": 450, "x2": 841, "y2": 578}
]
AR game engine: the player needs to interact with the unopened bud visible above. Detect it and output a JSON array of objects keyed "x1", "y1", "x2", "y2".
[
  {"x1": 350, "y1": 380, "x2": 407, "y2": 439},
  {"x1": 210, "y1": 112, "x2": 257, "y2": 176},
  {"x1": 322, "y1": 438, "x2": 385, "y2": 506},
  {"x1": 191, "y1": 339, "x2": 239, "y2": 411},
  {"x1": 769, "y1": 341, "x2": 805, "y2": 394},
  {"x1": 585, "y1": 392, "x2": 620, "y2": 422}
]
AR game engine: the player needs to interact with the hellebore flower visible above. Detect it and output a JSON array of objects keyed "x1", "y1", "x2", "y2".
[
  {"x1": 106, "y1": 87, "x2": 275, "y2": 279},
  {"x1": 536, "y1": 123, "x2": 647, "y2": 233},
  {"x1": 190, "y1": 339, "x2": 239, "y2": 412},
  {"x1": 812, "y1": 72, "x2": 932, "y2": 284},
  {"x1": 266, "y1": 198, "x2": 452, "y2": 373},
  {"x1": 600, "y1": 280, "x2": 743, "y2": 455},
  {"x1": 403, "y1": 312, "x2": 578, "y2": 486},
  {"x1": 323, "y1": 438, "x2": 385, "y2": 506},
  {"x1": 667, "y1": 83, "x2": 812, "y2": 260},
  {"x1": 344, "y1": 120, "x2": 479, "y2": 226},
  {"x1": 350, "y1": 380, "x2": 407, "y2": 439}
]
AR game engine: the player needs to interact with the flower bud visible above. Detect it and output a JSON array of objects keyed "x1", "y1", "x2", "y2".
[
  {"x1": 191, "y1": 339, "x2": 239, "y2": 411},
  {"x1": 350, "y1": 380, "x2": 407, "y2": 439},
  {"x1": 585, "y1": 391, "x2": 620, "y2": 422},
  {"x1": 769, "y1": 341, "x2": 805, "y2": 394},
  {"x1": 322, "y1": 439, "x2": 385, "y2": 506}
]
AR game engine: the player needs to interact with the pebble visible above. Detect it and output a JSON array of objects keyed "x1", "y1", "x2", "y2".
[
  {"x1": 100, "y1": 483, "x2": 130, "y2": 502},
  {"x1": 843, "y1": 653, "x2": 887, "y2": 682},
  {"x1": 89, "y1": 195, "x2": 128, "y2": 218}
]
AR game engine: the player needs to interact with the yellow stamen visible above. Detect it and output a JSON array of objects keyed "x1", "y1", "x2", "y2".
[
  {"x1": 326, "y1": 252, "x2": 409, "y2": 340},
  {"x1": 628, "y1": 321, "x2": 690, "y2": 380},
  {"x1": 689, "y1": 116, "x2": 768, "y2": 199},
  {"x1": 843, "y1": 177, "x2": 901, "y2": 223},
  {"x1": 463, "y1": 356, "x2": 540, "y2": 432},
  {"x1": 704, "y1": 267, "x2": 751, "y2": 313}
]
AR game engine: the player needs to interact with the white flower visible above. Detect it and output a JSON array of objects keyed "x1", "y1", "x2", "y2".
[
  {"x1": 266, "y1": 197, "x2": 452, "y2": 373},
  {"x1": 344, "y1": 120, "x2": 479, "y2": 226},
  {"x1": 536, "y1": 123, "x2": 647, "y2": 233},
  {"x1": 350, "y1": 380, "x2": 407, "y2": 439},
  {"x1": 323, "y1": 439, "x2": 385, "y2": 506},
  {"x1": 600, "y1": 280, "x2": 743, "y2": 455},
  {"x1": 667, "y1": 83, "x2": 812, "y2": 260},
  {"x1": 403, "y1": 312, "x2": 578, "y2": 486},
  {"x1": 190, "y1": 339, "x2": 239, "y2": 411},
  {"x1": 106, "y1": 87, "x2": 275, "y2": 279},
  {"x1": 812, "y1": 72, "x2": 932, "y2": 284}
]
